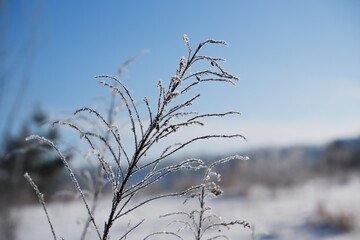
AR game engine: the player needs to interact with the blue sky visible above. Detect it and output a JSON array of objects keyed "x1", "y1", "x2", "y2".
[{"x1": 2, "y1": 0, "x2": 360, "y2": 155}]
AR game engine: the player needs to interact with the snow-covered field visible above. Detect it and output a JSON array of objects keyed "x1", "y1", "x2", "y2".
[{"x1": 14, "y1": 175, "x2": 360, "y2": 240}]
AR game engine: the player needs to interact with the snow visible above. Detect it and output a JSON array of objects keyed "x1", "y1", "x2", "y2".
[{"x1": 14, "y1": 176, "x2": 360, "y2": 240}]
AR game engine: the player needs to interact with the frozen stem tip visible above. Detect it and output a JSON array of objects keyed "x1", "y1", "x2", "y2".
[
  {"x1": 183, "y1": 34, "x2": 189, "y2": 43},
  {"x1": 25, "y1": 135, "x2": 45, "y2": 142}
]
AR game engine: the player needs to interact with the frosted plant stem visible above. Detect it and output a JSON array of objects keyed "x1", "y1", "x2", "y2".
[
  {"x1": 81, "y1": 88, "x2": 117, "y2": 240},
  {"x1": 196, "y1": 184, "x2": 206, "y2": 240},
  {"x1": 24, "y1": 172, "x2": 57, "y2": 240},
  {"x1": 26, "y1": 135, "x2": 102, "y2": 240},
  {"x1": 26, "y1": 35, "x2": 246, "y2": 239}
]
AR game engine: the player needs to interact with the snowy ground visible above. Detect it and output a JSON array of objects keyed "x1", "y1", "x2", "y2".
[{"x1": 14, "y1": 175, "x2": 360, "y2": 240}]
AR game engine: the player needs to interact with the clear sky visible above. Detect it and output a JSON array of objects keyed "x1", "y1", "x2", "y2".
[{"x1": 2, "y1": 0, "x2": 360, "y2": 156}]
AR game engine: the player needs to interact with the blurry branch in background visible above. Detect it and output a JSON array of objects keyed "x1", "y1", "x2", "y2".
[
  {"x1": 1, "y1": 110, "x2": 70, "y2": 201},
  {"x1": 0, "y1": 0, "x2": 73, "y2": 207},
  {"x1": 26, "y1": 34, "x2": 248, "y2": 239},
  {"x1": 0, "y1": 1, "x2": 42, "y2": 239},
  {"x1": 0, "y1": 0, "x2": 40, "y2": 149},
  {"x1": 118, "y1": 49, "x2": 149, "y2": 77}
]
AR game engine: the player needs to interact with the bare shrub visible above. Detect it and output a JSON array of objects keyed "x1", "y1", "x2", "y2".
[
  {"x1": 0, "y1": 207, "x2": 17, "y2": 240},
  {"x1": 25, "y1": 34, "x2": 247, "y2": 239},
  {"x1": 145, "y1": 155, "x2": 250, "y2": 240},
  {"x1": 309, "y1": 203, "x2": 356, "y2": 233}
]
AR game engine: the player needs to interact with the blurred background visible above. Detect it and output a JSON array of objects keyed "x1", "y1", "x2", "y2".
[{"x1": 0, "y1": 0, "x2": 359, "y2": 239}]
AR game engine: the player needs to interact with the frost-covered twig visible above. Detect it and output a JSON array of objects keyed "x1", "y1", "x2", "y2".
[
  {"x1": 155, "y1": 155, "x2": 251, "y2": 240},
  {"x1": 25, "y1": 135, "x2": 102, "y2": 239},
  {"x1": 119, "y1": 219, "x2": 145, "y2": 240},
  {"x1": 24, "y1": 173, "x2": 58, "y2": 240},
  {"x1": 144, "y1": 231, "x2": 184, "y2": 240}
]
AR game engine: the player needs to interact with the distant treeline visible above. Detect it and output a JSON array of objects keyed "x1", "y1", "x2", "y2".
[{"x1": 165, "y1": 135, "x2": 360, "y2": 195}]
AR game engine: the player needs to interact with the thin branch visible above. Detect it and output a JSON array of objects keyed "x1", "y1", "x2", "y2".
[
  {"x1": 158, "y1": 134, "x2": 247, "y2": 161},
  {"x1": 24, "y1": 173, "x2": 58, "y2": 240},
  {"x1": 116, "y1": 186, "x2": 202, "y2": 219},
  {"x1": 144, "y1": 231, "x2": 184, "y2": 240},
  {"x1": 99, "y1": 80, "x2": 138, "y2": 154},
  {"x1": 119, "y1": 219, "x2": 145, "y2": 240},
  {"x1": 74, "y1": 105, "x2": 130, "y2": 167},
  {"x1": 97, "y1": 75, "x2": 145, "y2": 139},
  {"x1": 25, "y1": 135, "x2": 102, "y2": 240},
  {"x1": 187, "y1": 111, "x2": 241, "y2": 122},
  {"x1": 144, "y1": 97, "x2": 153, "y2": 126}
]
